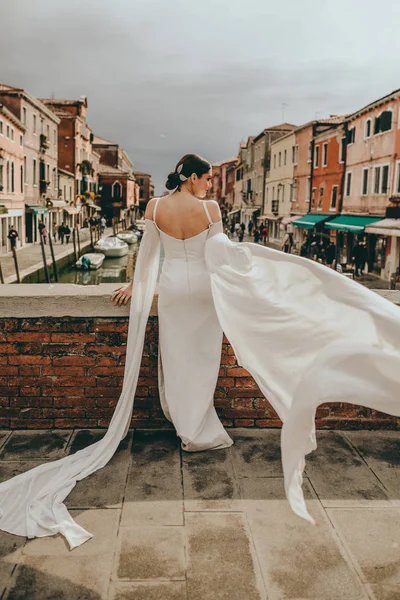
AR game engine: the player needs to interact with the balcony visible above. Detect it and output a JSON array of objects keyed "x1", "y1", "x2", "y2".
[
  {"x1": 40, "y1": 134, "x2": 49, "y2": 151},
  {"x1": 271, "y1": 200, "x2": 279, "y2": 214}
]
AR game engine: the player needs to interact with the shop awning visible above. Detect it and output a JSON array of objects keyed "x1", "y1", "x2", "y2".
[
  {"x1": 87, "y1": 203, "x2": 101, "y2": 210},
  {"x1": 365, "y1": 218, "x2": 400, "y2": 237},
  {"x1": 281, "y1": 215, "x2": 300, "y2": 225},
  {"x1": 260, "y1": 214, "x2": 282, "y2": 221},
  {"x1": 47, "y1": 200, "x2": 68, "y2": 208},
  {"x1": 325, "y1": 215, "x2": 381, "y2": 232},
  {"x1": 292, "y1": 214, "x2": 331, "y2": 229},
  {"x1": 227, "y1": 209, "x2": 240, "y2": 216},
  {"x1": 64, "y1": 206, "x2": 81, "y2": 215},
  {"x1": 0, "y1": 204, "x2": 9, "y2": 214},
  {"x1": 25, "y1": 204, "x2": 48, "y2": 215}
]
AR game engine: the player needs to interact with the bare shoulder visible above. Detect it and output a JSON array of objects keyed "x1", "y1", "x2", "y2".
[
  {"x1": 205, "y1": 200, "x2": 222, "y2": 223},
  {"x1": 144, "y1": 197, "x2": 158, "y2": 220}
]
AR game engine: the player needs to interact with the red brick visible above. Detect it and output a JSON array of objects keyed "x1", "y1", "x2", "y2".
[
  {"x1": 18, "y1": 366, "x2": 40, "y2": 376},
  {"x1": 88, "y1": 366, "x2": 125, "y2": 376},
  {"x1": 220, "y1": 355, "x2": 237, "y2": 366},
  {"x1": 234, "y1": 419, "x2": 255, "y2": 427},
  {"x1": 8, "y1": 355, "x2": 50, "y2": 365},
  {"x1": 42, "y1": 387, "x2": 85, "y2": 397},
  {"x1": 255, "y1": 419, "x2": 283, "y2": 428},
  {"x1": 10, "y1": 419, "x2": 54, "y2": 428},
  {"x1": 42, "y1": 366, "x2": 85, "y2": 376},
  {"x1": 217, "y1": 377, "x2": 235, "y2": 387},
  {"x1": 227, "y1": 388, "x2": 264, "y2": 398},
  {"x1": 19, "y1": 387, "x2": 41, "y2": 396},
  {"x1": 0, "y1": 344, "x2": 18, "y2": 354},
  {"x1": 51, "y1": 333, "x2": 96, "y2": 343},
  {"x1": 227, "y1": 367, "x2": 250, "y2": 377},
  {"x1": 7, "y1": 332, "x2": 51, "y2": 342},
  {"x1": 53, "y1": 356, "x2": 96, "y2": 366},
  {"x1": 54, "y1": 419, "x2": 97, "y2": 428}
]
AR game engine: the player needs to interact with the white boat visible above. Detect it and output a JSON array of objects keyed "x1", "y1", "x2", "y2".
[
  {"x1": 134, "y1": 219, "x2": 146, "y2": 231},
  {"x1": 75, "y1": 253, "x2": 105, "y2": 270},
  {"x1": 117, "y1": 232, "x2": 138, "y2": 244},
  {"x1": 94, "y1": 237, "x2": 129, "y2": 257}
]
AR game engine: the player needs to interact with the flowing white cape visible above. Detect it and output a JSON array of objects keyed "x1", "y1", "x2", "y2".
[{"x1": 0, "y1": 222, "x2": 399, "y2": 549}]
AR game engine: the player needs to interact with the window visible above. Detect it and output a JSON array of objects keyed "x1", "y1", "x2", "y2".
[
  {"x1": 278, "y1": 152, "x2": 281, "y2": 167},
  {"x1": 0, "y1": 120, "x2": 3, "y2": 135},
  {"x1": 292, "y1": 145, "x2": 295, "y2": 163},
  {"x1": 290, "y1": 180, "x2": 297, "y2": 202},
  {"x1": 22, "y1": 107, "x2": 27, "y2": 125},
  {"x1": 6, "y1": 161, "x2": 9, "y2": 193},
  {"x1": 339, "y1": 137, "x2": 346, "y2": 163},
  {"x1": 347, "y1": 127, "x2": 356, "y2": 144},
  {"x1": 11, "y1": 162, "x2": 14, "y2": 193},
  {"x1": 33, "y1": 114, "x2": 37, "y2": 134},
  {"x1": 373, "y1": 164, "x2": 390, "y2": 194},
  {"x1": 345, "y1": 172, "x2": 352, "y2": 197},
  {"x1": 24, "y1": 157, "x2": 27, "y2": 183},
  {"x1": 374, "y1": 110, "x2": 392, "y2": 134},
  {"x1": 284, "y1": 149, "x2": 287, "y2": 166},
  {"x1": 20, "y1": 134, "x2": 23, "y2": 146},
  {"x1": 330, "y1": 185, "x2": 338, "y2": 210},
  {"x1": 0, "y1": 164, "x2": 3, "y2": 189},
  {"x1": 314, "y1": 145, "x2": 319, "y2": 168},
  {"x1": 396, "y1": 161, "x2": 400, "y2": 194},
  {"x1": 322, "y1": 143, "x2": 328, "y2": 167},
  {"x1": 306, "y1": 176, "x2": 311, "y2": 202},
  {"x1": 33, "y1": 159, "x2": 37, "y2": 185},
  {"x1": 40, "y1": 119, "x2": 44, "y2": 134},
  {"x1": 52, "y1": 168, "x2": 57, "y2": 191},
  {"x1": 20, "y1": 165, "x2": 23, "y2": 193},
  {"x1": 10, "y1": 128, "x2": 14, "y2": 141},
  {"x1": 365, "y1": 119, "x2": 372, "y2": 138},
  {"x1": 54, "y1": 129, "x2": 56, "y2": 146},
  {"x1": 6, "y1": 125, "x2": 10, "y2": 138},
  {"x1": 273, "y1": 154, "x2": 276, "y2": 169},
  {"x1": 307, "y1": 142, "x2": 312, "y2": 162},
  {"x1": 46, "y1": 164, "x2": 50, "y2": 183},
  {"x1": 362, "y1": 168, "x2": 369, "y2": 195},
  {"x1": 311, "y1": 187, "x2": 316, "y2": 207},
  {"x1": 47, "y1": 124, "x2": 50, "y2": 139},
  {"x1": 318, "y1": 186, "x2": 324, "y2": 208}
]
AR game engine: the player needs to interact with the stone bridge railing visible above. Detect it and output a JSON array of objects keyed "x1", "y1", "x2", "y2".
[{"x1": 0, "y1": 284, "x2": 399, "y2": 430}]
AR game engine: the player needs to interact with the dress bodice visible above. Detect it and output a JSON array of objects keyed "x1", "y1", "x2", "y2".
[{"x1": 151, "y1": 197, "x2": 223, "y2": 261}]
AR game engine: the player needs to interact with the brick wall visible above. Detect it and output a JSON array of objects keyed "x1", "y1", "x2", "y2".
[{"x1": 0, "y1": 316, "x2": 398, "y2": 430}]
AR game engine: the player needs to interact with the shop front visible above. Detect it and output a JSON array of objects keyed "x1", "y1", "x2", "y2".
[
  {"x1": 325, "y1": 215, "x2": 382, "y2": 270},
  {"x1": 25, "y1": 204, "x2": 49, "y2": 244},
  {"x1": 365, "y1": 218, "x2": 400, "y2": 280}
]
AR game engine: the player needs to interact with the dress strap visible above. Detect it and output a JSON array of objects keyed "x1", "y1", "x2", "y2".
[
  {"x1": 202, "y1": 200, "x2": 213, "y2": 225},
  {"x1": 152, "y1": 197, "x2": 162, "y2": 230}
]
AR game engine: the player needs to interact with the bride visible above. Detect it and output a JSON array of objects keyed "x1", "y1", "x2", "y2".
[{"x1": 0, "y1": 153, "x2": 399, "y2": 551}]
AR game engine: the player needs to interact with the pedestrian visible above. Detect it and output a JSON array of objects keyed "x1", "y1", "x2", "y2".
[
  {"x1": 282, "y1": 232, "x2": 291, "y2": 253},
  {"x1": 253, "y1": 227, "x2": 260, "y2": 244},
  {"x1": 7, "y1": 225, "x2": 18, "y2": 250},
  {"x1": 261, "y1": 225, "x2": 268, "y2": 244},
  {"x1": 240, "y1": 222, "x2": 245, "y2": 234},
  {"x1": 230, "y1": 222, "x2": 235, "y2": 236},
  {"x1": 238, "y1": 228, "x2": 244, "y2": 242},
  {"x1": 234, "y1": 222, "x2": 240, "y2": 238},
  {"x1": 248, "y1": 221, "x2": 253, "y2": 235},
  {"x1": 351, "y1": 241, "x2": 368, "y2": 277},
  {"x1": 325, "y1": 242, "x2": 336, "y2": 268},
  {"x1": 299, "y1": 239, "x2": 309, "y2": 258},
  {"x1": 64, "y1": 224, "x2": 71, "y2": 244},
  {"x1": 41, "y1": 224, "x2": 48, "y2": 245},
  {"x1": 100, "y1": 215, "x2": 106, "y2": 234},
  {"x1": 58, "y1": 222, "x2": 65, "y2": 244}
]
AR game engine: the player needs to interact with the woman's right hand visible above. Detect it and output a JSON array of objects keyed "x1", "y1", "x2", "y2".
[{"x1": 110, "y1": 283, "x2": 133, "y2": 306}]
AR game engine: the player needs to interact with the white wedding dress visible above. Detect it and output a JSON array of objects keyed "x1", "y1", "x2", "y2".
[{"x1": 0, "y1": 195, "x2": 399, "y2": 551}]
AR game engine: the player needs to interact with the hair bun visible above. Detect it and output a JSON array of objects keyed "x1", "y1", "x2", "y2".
[{"x1": 165, "y1": 171, "x2": 180, "y2": 190}]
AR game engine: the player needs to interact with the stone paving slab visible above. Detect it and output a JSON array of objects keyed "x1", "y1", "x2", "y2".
[
  {"x1": 108, "y1": 581, "x2": 187, "y2": 600},
  {"x1": 305, "y1": 431, "x2": 392, "y2": 508},
  {"x1": 327, "y1": 508, "x2": 400, "y2": 587},
  {"x1": 241, "y1": 477, "x2": 368, "y2": 600},
  {"x1": 229, "y1": 428, "x2": 284, "y2": 478},
  {"x1": 185, "y1": 511, "x2": 265, "y2": 600},
  {"x1": 182, "y1": 446, "x2": 242, "y2": 511},
  {"x1": 115, "y1": 526, "x2": 186, "y2": 581},
  {"x1": 65, "y1": 430, "x2": 133, "y2": 509},
  {"x1": 121, "y1": 430, "x2": 183, "y2": 527},
  {"x1": 0, "y1": 430, "x2": 73, "y2": 461}
]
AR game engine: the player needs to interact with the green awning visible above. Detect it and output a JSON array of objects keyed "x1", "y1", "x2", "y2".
[
  {"x1": 26, "y1": 205, "x2": 48, "y2": 215},
  {"x1": 325, "y1": 216, "x2": 382, "y2": 233},
  {"x1": 292, "y1": 214, "x2": 331, "y2": 229}
]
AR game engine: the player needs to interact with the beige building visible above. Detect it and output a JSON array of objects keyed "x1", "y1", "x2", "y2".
[
  {"x1": 0, "y1": 83, "x2": 60, "y2": 243},
  {"x1": 0, "y1": 104, "x2": 25, "y2": 254},
  {"x1": 264, "y1": 131, "x2": 297, "y2": 245}
]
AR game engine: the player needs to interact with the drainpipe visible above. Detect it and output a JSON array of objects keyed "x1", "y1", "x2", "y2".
[
  {"x1": 308, "y1": 123, "x2": 316, "y2": 214},
  {"x1": 336, "y1": 121, "x2": 349, "y2": 266}
]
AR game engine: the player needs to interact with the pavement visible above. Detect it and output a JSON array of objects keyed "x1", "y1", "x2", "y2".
[
  {"x1": 0, "y1": 227, "x2": 115, "y2": 284},
  {"x1": 0, "y1": 428, "x2": 399, "y2": 600}
]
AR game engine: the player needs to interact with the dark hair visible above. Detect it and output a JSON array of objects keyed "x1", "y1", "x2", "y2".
[{"x1": 165, "y1": 154, "x2": 211, "y2": 191}]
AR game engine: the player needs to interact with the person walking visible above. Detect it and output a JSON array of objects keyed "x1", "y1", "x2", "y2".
[
  {"x1": 261, "y1": 225, "x2": 268, "y2": 245},
  {"x1": 41, "y1": 223, "x2": 48, "y2": 245},
  {"x1": 64, "y1": 224, "x2": 71, "y2": 244},
  {"x1": 325, "y1": 241, "x2": 336, "y2": 268},
  {"x1": 248, "y1": 221, "x2": 253, "y2": 236},
  {"x1": 7, "y1": 225, "x2": 18, "y2": 250},
  {"x1": 253, "y1": 226, "x2": 260, "y2": 244},
  {"x1": 352, "y1": 241, "x2": 368, "y2": 277},
  {"x1": 58, "y1": 222, "x2": 65, "y2": 244}
]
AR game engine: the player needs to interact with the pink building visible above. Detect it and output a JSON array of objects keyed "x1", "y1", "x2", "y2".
[{"x1": 0, "y1": 104, "x2": 25, "y2": 254}]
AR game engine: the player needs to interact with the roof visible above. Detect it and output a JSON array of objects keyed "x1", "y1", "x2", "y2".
[
  {"x1": 40, "y1": 96, "x2": 88, "y2": 107},
  {"x1": 92, "y1": 134, "x2": 116, "y2": 146},
  {"x1": 0, "y1": 103, "x2": 25, "y2": 131},
  {"x1": 253, "y1": 123, "x2": 297, "y2": 143},
  {"x1": 212, "y1": 157, "x2": 238, "y2": 167},
  {"x1": 347, "y1": 87, "x2": 400, "y2": 121},
  {"x1": 98, "y1": 165, "x2": 132, "y2": 177},
  {"x1": 0, "y1": 82, "x2": 60, "y2": 124},
  {"x1": 133, "y1": 171, "x2": 151, "y2": 177},
  {"x1": 58, "y1": 168, "x2": 75, "y2": 178}
]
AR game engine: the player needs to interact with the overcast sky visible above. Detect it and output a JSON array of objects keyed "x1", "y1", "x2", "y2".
[{"x1": 1, "y1": 0, "x2": 400, "y2": 195}]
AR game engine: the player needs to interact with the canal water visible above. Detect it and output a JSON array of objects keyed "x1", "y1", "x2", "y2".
[{"x1": 55, "y1": 236, "x2": 164, "y2": 285}]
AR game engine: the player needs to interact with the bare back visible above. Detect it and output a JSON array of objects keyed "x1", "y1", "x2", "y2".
[{"x1": 145, "y1": 192, "x2": 221, "y2": 240}]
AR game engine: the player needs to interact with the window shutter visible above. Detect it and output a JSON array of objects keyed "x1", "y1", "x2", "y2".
[
  {"x1": 374, "y1": 116, "x2": 381, "y2": 134},
  {"x1": 380, "y1": 111, "x2": 392, "y2": 132}
]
